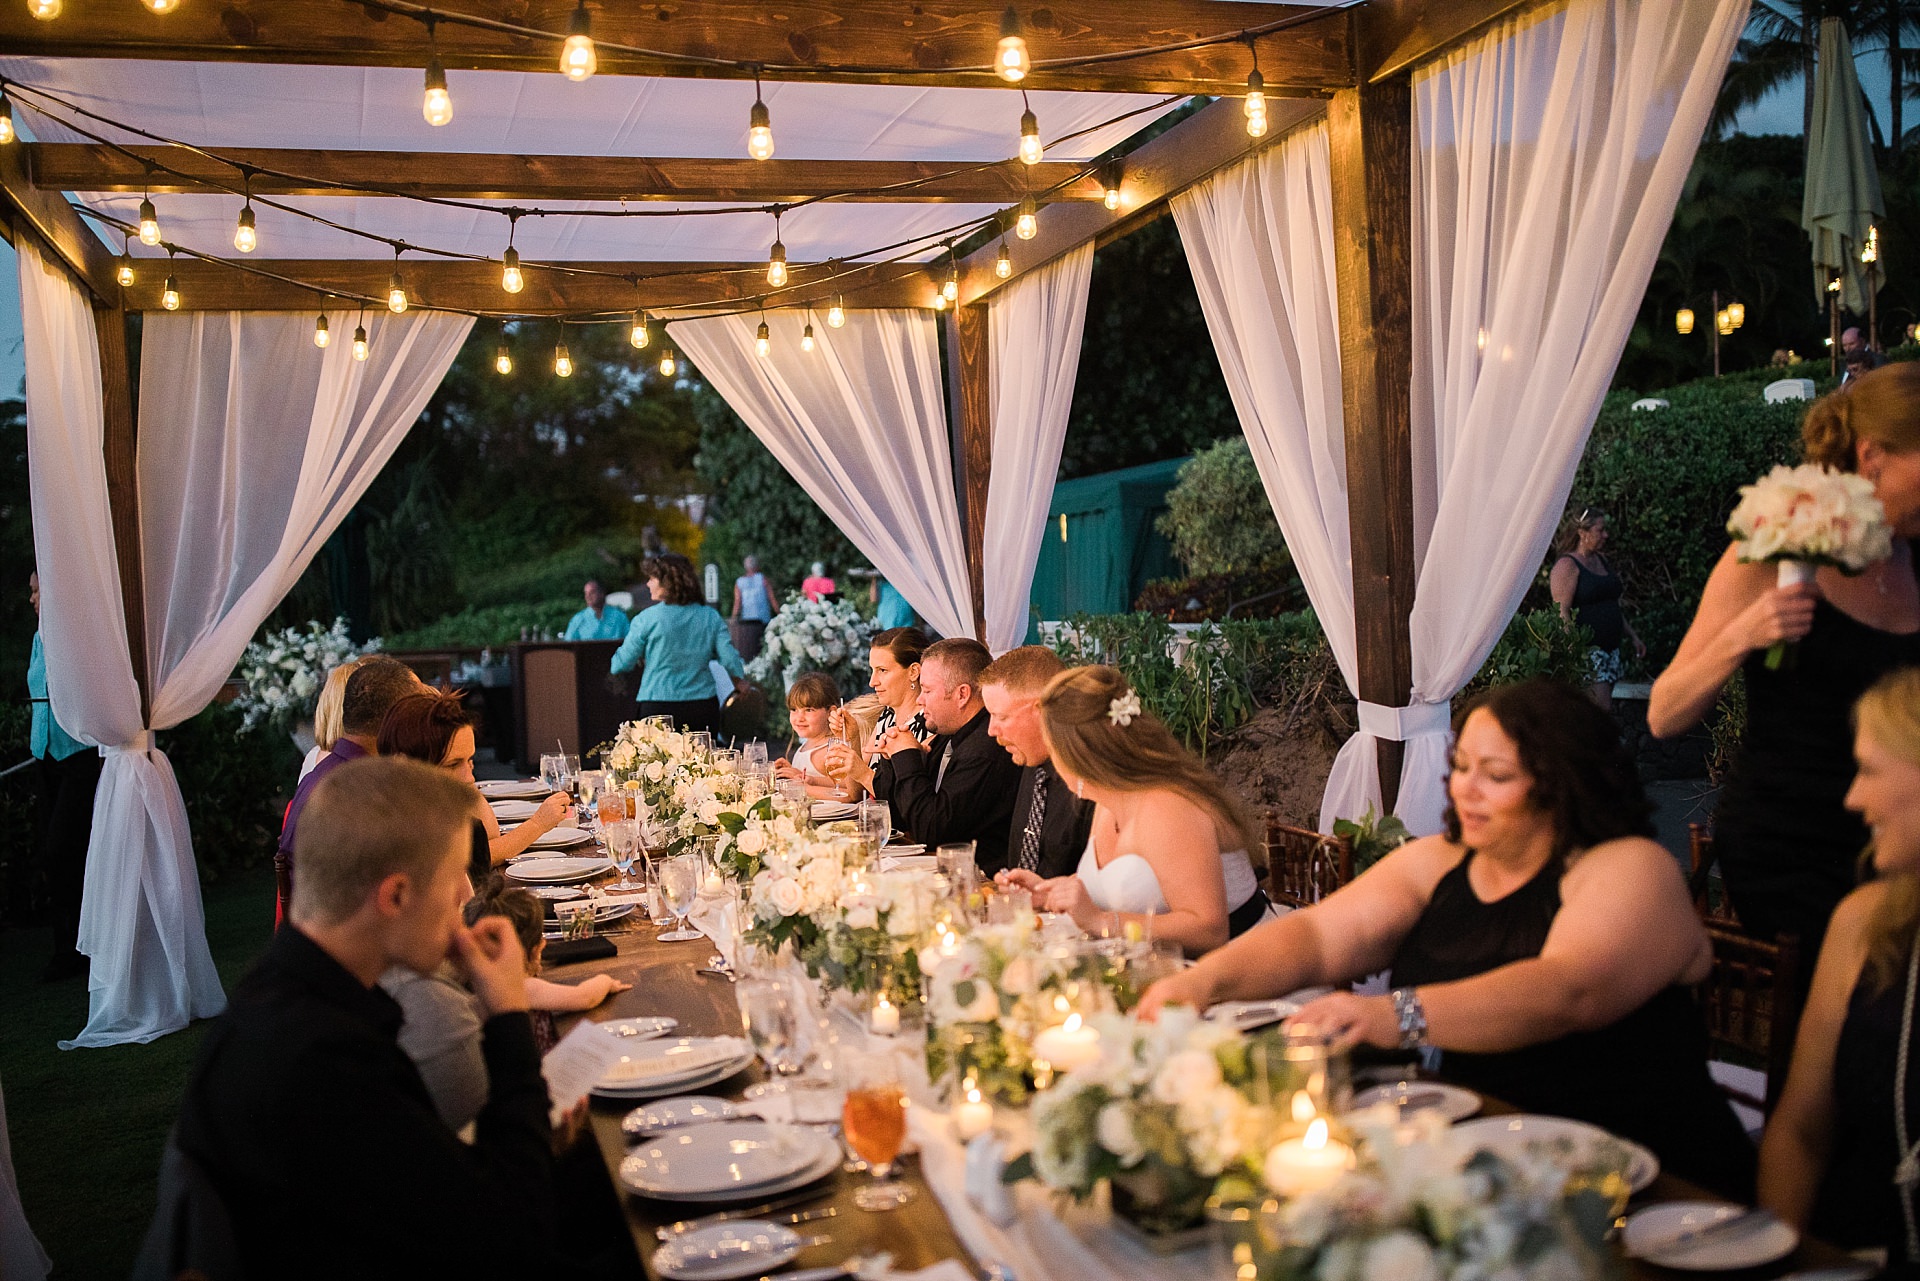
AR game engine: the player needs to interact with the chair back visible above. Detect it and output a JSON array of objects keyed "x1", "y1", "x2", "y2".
[
  {"x1": 1700, "y1": 925, "x2": 1804, "y2": 1116},
  {"x1": 1264, "y1": 822, "x2": 1354, "y2": 909},
  {"x1": 1687, "y1": 823, "x2": 1742, "y2": 928}
]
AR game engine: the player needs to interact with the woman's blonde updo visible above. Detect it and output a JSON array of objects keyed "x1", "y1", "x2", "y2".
[
  {"x1": 1802, "y1": 361, "x2": 1920, "y2": 470},
  {"x1": 1038, "y1": 664, "x2": 1263, "y2": 858}
]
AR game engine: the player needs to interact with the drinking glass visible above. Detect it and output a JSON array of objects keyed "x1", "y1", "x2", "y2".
[
  {"x1": 657, "y1": 854, "x2": 704, "y2": 942},
  {"x1": 561, "y1": 755, "x2": 582, "y2": 794},
  {"x1": 597, "y1": 791, "x2": 627, "y2": 829},
  {"x1": 606, "y1": 819, "x2": 642, "y2": 891},
  {"x1": 686, "y1": 731, "x2": 714, "y2": 759},
  {"x1": 737, "y1": 977, "x2": 805, "y2": 1095},
  {"x1": 576, "y1": 769, "x2": 606, "y2": 811},
  {"x1": 987, "y1": 885, "x2": 1033, "y2": 927},
  {"x1": 938, "y1": 844, "x2": 979, "y2": 909},
  {"x1": 539, "y1": 752, "x2": 565, "y2": 794},
  {"x1": 841, "y1": 1050, "x2": 915, "y2": 1211},
  {"x1": 858, "y1": 799, "x2": 891, "y2": 849},
  {"x1": 742, "y1": 741, "x2": 769, "y2": 774},
  {"x1": 694, "y1": 834, "x2": 727, "y2": 889}
]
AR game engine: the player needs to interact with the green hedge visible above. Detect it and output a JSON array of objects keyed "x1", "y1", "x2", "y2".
[{"x1": 381, "y1": 598, "x2": 580, "y2": 650}]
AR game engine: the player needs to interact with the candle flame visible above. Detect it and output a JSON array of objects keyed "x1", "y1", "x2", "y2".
[
  {"x1": 966, "y1": 1087, "x2": 982, "y2": 1105},
  {"x1": 1053, "y1": 994, "x2": 1070, "y2": 1014},
  {"x1": 1305, "y1": 1118, "x2": 1329, "y2": 1149},
  {"x1": 1290, "y1": 1090, "x2": 1316, "y2": 1123},
  {"x1": 1062, "y1": 1012, "x2": 1083, "y2": 1033}
]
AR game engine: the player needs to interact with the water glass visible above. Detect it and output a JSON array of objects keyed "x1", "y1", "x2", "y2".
[
  {"x1": 575, "y1": 769, "x2": 607, "y2": 811},
  {"x1": 539, "y1": 752, "x2": 565, "y2": 794},
  {"x1": 986, "y1": 885, "x2": 1033, "y2": 927},
  {"x1": 555, "y1": 900, "x2": 596, "y2": 941},
  {"x1": 712, "y1": 748, "x2": 741, "y2": 774},
  {"x1": 742, "y1": 741, "x2": 769, "y2": 773},
  {"x1": 657, "y1": 854, "x2": 703, "y2": 942},
  {"x1": 686, "y1": 731, "x2": 714, "y2": 758},
  {"x1": 606, "y1": 819, "x2": 642, "y2": 891},
  {"x1": 858, "y1": 799, "x2": 891, "y2": 845},
  {"x1": 561, "y1": 754, "x2": 582, "y2": 792},
  {"x1": 737, "y1": 977, "x2": 805, "y2": 1091}
]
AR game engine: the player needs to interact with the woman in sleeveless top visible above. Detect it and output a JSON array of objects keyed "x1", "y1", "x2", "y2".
[
  {"x1": 997, "y1": 665, "x2": 1271, "y2": 956},
  {"x1": 1763, "y1": 668, "x2": 1920, "y2": 1272},
  {"x1": 1651, "y1": 364, "x2": 1920, "y2": 962},
  {"x1": 1549, "y1": 507, "x2": 1644, "y2": 710},
  {"x1": 1142, "y1": 679, "x2": 1753, "y2": 1196},
  {"x1": 818, "y1": 627, "x2": 932, "y2": 802}
]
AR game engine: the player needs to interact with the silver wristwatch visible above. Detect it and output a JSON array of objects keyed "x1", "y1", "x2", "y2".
[{"x1": 1390, "y1": 987, "x2": 1429, "y2": 1050}]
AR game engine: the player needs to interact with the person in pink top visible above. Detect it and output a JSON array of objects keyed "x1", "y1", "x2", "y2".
[{"x1": 801, "y1": 561, "x2": 836, "y2": 602}]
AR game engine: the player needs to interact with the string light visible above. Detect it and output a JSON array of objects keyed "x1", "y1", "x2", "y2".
[
  {"x1": 801, "y1": 317, "x2": 816, "y2": 352},
  {"x1": 313, "y1": 312, "x2": 330, "y2": 348},
  {"x1": 1018, "y1": 97, "x2": 1043, "y2": 165},
  {"x1": 767, "y1": 215, "x2": 788, "y2": 287},
  {"x1": 943, "y1": 253, "x2": 960, "y2": 302},
  {"x1": 756, "y1": 319, "x2": 771, "y2": 358},
  {"x1": 1245, "y1": 69, "x2": 1268, "y2": 137},
  {"x1": 233, "y1": 198, "x2": 257, "y2": 253},
  {"x1": 1715, "y1": 308, "x2": 1733, "y2": 336},
  {"x1": 27, "y1": 0, "x2": 61, "y2": 21},
  {"x1": 560, "y1": 0, "x2": 596, "y2": 81},
  {"x1": 387, "y1": 258, "x2": 409, "y2": 314},
  {"x1": 353, "y1": 321, "x2": 369, "y2": 361},
  {"x1": 501, "y1": 247, "x2": 524, "y2": 294},
  {"x1": 495, "y1": 326, "x2": 513, "y2": 373},
  {"x1": 161, "y1": 254, "x2": 180, "y2": 310},
  {"x1": 932, "y1": 291, "x2": 948, "y2": 311},
  {"x1": 827, "y1": 295, "x2": 846, "y2": 329},
  {"x1": 629, "y1": 309, "x2": 650, "y2": 348},
  {"x1": 997, "y1": 8, "x2": 1031, "y2": 82},
  {"x1": 116, "y1": 235, "x2": 136, "y2": 288},
  {"x1": 659, "y1": 347, "x2": 677, "y2": 378},
  {"x1": 995, "y1": 238, "x2": 1012, "y2": 279},
  {"x1": 554, "y1": 340, "x2": 573, "y2": 377},
  {"x1": 138, "y1": 196, "x2": 161, "y2": 246},
  {"x1": 748, "y1": 73, "x2": 775, "y2": 161},
  {"x1": 1016, "y1": 195, "x2": 1038, "y2": 240},
  {"x1": 423, "y1": 54, "x2": 453, "y2": 127},
  {"x1": 0, "y1": 92, "x2": 15, "y2": 146},
  {"x1": 1102, "y1": 161, "x2": 1122, "y2": 212},
  {"x1": 143, "y1": 0, "x2": 182, "y2": 13}
]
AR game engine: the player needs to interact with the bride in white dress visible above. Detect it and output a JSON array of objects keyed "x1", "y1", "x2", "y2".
[{"x1": 996, "y1": 665, "x2": 1271, "y2": 956}]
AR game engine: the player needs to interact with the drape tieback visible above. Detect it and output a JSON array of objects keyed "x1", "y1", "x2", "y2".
[
  {"x1": 111, "y1": 730, "x2": 154, "y2": 754},
  {"x1": 1355, "y1": 700, "x2": 1451, "y2": 742}
]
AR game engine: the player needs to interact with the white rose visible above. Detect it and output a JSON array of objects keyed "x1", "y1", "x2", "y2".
[
  {"x1": 886, "y1": 898, "x2": 924, "y2": 936},
  {"x1": 773, "y1": 815, "x2": 798, "y2": 838},
  {"x1": 800, "y1": 857, "x2": 841, "y2": 904},
  {"x1": 645, "y1": 761, "x2": 666, "y2": 782},
  {"x1": 1151, "y1": 1049, "x2": 1222, "y2": 1104},
  {"x1": 764, "y1": 876, "x2": 806, "y2": 918},
  {"x1": 1362, "y1": 1232, "x2": 1439, "y2": 1281},
  {"x1": 844, "y1": 902, "x2": 879, "y2": 931},
  {"x1": 1096, "y1": 1102, "x2": 1145, "y2": 1167},
  {"x1": 697, "y1": 799, "x2": 723, "y2": 825},
  {"x1": 736, "y1": 827, "x2": 767, "y2": 856}
]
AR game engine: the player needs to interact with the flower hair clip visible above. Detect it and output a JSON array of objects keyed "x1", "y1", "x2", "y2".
[{"x1": 1108, "y1": 689, "x2": 1142, "y2": 727}]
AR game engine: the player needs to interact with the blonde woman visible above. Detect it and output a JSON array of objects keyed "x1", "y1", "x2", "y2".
[
  {"x1": 1761, "y1": 667, "x2": 1920, "y2": 1267},
  {"x1": 997, "y1": 665, "x2": 1269, "y2": 955},
  {"x1": 297, "y1": 657, "x2": 364, "y2": 784}
]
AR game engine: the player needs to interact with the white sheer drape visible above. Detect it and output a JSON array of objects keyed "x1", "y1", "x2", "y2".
[
  {"x1": 20, "y1": 263, "x2": 474, "y2": 1047},
  {"x1": 674, "y1": 310, "x2": 974, "y2": 640},
  {"x1": 982, "y1": 245, "x2": 1094, "y2": 652}
]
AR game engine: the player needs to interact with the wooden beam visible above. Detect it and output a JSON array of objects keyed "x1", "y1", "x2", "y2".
[
  {"x1": 1356, "y1": 0, "x2": 1542, "y2": 83},
  {"x1": 954, "y1": 95, "x2": 1327, "y2": 306},
  {"x1": 97, "y1": 304, "x2": 151, "y2": 724},
  {"x1": 114, "y1": 256, "x2": 942, "y2": 313},
  {"x1": 0, "y1": 0, "x2": 1351, "y2": 96},
  {"x1": 0, "y1": 142, "x2": 121, "y2": 303},
  {"x1": 945, "y1": 305, "x2": 991, "y2": 642},
  {"x1": 1328, "y1": 76, "x2": 1415, "y2": 812},
  {"x1": 29, "y1": 144, "x2": 1107, "y2": 205}
]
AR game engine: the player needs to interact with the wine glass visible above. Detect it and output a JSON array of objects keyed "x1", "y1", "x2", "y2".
[
  {"x1": 606, "y1": 819, "x2": 641, "y2": 891},
  {"x1": 841, "y1": 1049, "x2": 915, "y2": 1211},
  {"x1": 657, "y1": 854, "x2": 704, "y2": 942},
  {"x1": 737, "y1": 977, "x2": 804, "y2": 1096}
]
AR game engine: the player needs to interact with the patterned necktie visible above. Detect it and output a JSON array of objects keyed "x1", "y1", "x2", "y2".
[{"x1": 1017, "y1": 767, "x2": 1048, "y2": 872}]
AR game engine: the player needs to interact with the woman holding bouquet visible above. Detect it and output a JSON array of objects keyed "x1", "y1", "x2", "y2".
[{"x1": 1650, "y1": 363, "x2": 1920, "y2": 960}]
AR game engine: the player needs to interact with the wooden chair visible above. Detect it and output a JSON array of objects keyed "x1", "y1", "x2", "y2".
[
  {"x1": 1687, "y1": 823, "x2": 1742, "y2": 928},
  {"x1": 1264, "y1": 822, "x2": 1354, "y2": 910},
  {"x1": 1700, "y1": 924, "x2": 1803, "y2": 1115}
]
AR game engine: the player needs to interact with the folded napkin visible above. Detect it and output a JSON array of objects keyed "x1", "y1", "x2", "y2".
[
  {"x1": 542, "y1": 936, "x2": 617, "y2": 966},
  {"x1": 963, "y1": 1131, "x2": 1017, "y2": 1227},
  {"x1": 601, "y1": 1041, "x2": 745, "y2": 1084}
]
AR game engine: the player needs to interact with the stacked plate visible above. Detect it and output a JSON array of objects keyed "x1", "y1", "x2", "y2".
[
  {"x1": 810, "y1": 801, "x2": 858, "y2": 821},
  {"x1": 593, "y1": 1036, "x2": 756, "y2": 1101},
  {"x1": 619, "y1": 1120, "x2": 841, "y2": 1202},
  {"x1": 1452, "y1": 1114, "x2": 1661, "y2": 1192},
  {"x1": 507, "y1": 857, "x2": 612, "y2": 885},
  {"x1": 489, "y1": 798, "x2": 540, "y2": 821},
  {"x1": 479, "y1": 779, "x2": 551, "y2": 799},
  {"x1": 525, "y1": 826, "x2": 594, "y2": 851}
]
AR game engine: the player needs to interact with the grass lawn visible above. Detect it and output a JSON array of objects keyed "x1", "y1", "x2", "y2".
[{"x1": 3, "y1": 864, "x2": 276, "y2": 1278}]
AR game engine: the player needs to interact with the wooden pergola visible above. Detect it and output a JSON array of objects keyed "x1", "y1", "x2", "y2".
[{"x1": 1, "y1": 0, "x2": 1545, "y2": 807}]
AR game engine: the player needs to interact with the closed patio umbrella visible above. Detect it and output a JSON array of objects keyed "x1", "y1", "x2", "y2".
[{"x1": 1802, "y1": 17, "x2": 1884, "y2": 339}]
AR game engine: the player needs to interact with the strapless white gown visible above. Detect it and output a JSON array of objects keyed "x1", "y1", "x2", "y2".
[{"x1": 1073, "y1": 837, "x2": 1260, "y2": 916}]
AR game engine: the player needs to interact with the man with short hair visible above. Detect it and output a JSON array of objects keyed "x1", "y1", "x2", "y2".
[
  {"x1": 277, "y1": 655, "x2": 423, "y2": 920},
  {"x1": 168, "y1": 758, "x2": 561, "y2": 1278},
  {"x1": 874, "y1": 637, "x2": 1022, "y2": 872},
  {"x1": 563, "y1": 578, "x2": 630, "y2": 641},
  {"x1": 980, "y1": 646, "x2": 1094, "y2": 880}
]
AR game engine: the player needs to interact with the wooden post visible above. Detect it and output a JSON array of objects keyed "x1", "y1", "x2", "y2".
[
  {"x1": 945, "y1": 305, "x2": 992, "y2": 642},
  {"x1": 95, "y1": 302, "x2": 150, "y2": 727},
  {"x1": 1328, "y1": 76, "x2": 1417, "y2": 814}
]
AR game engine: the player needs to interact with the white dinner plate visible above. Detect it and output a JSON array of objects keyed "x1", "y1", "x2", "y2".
[
  {"x1": 527, "y1": 885, "x2": 586, "y2": 901},
  {"x1": 1452, "y1": 1114, "x2": 1660, "y2": 1193},
  {"x1": 599, "y1": 1016, "x2": 679, "y2": 1042},
  {"x1": 594, "y1": 1036, "x2": 756, "y2": 1096},
  {"x1": 1348, "y1": 1081, "x2": 1482, "y2": 1123},
  {"x1": 489, "y1": 798, "x2": 540, "y2": 820},
  {"x1": 478, "y1": 779, "x2": 552, "y2": 799},
  {"x1": 620, "y1": 1122, "x2": 832, "y2": 1196},
  {"x1": 1622, "y1": 1203, "x2": 1798, "y2": 1271},
  {"x1": 595, "y1": 1054, "x2": 756, "y2": 1101},
  {"x1": 527, "y1": 826, "x2": 594, "y2": 850},
  {"x1": 621, "y1": 1094, "x2": 739, "y2": 1139},
  {"x1": 811, "y1": 801, "x2": 858, "y2": 821},
  {"x1": 651, "y1": 1221, "x2": 804, "y2": 1280},
  {"x1": 507, "y1": 857, "x2": 612, "y2": 884},
  {"x1": 622, "y1": 1129, "x2": 840, "y2": 1206}
]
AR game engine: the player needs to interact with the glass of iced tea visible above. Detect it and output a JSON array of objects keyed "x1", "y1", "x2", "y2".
[{"x1": 840, "y1": 1050, "x2": 914, "y2": 1211}]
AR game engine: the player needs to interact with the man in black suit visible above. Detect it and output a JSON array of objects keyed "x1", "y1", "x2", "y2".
[
  {"x1": 980, "y1": 646, "x2": 1095, "y2": 880},
  {"x1": 874, "y1": 637, "x2": 1022, "y2": 873}
]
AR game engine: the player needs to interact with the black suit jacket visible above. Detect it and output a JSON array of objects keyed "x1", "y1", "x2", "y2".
[
  {"x1": 1007, "y1": 762, "x2": 1096, "y2": 881},
  {"x1": 874, "y1": 707, "x2": 1022, "y2": 873}
]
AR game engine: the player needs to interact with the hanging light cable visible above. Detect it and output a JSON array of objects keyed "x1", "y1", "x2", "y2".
[
  {"x1": 766, "y1": 211, "x2": 788, "y2": 287},
  {"x1": 313, "y1": 310, "x2": 330, "y2": 349},
  {"x1": 1018, "y1": 91, "x2": 1043, "y2": 165},
  {"x1": 0, "y1": 91, "x2": 15, "y2": 146},
  {"x1": 559, "y1": 0, "x2": 596, "y2": 81},
  {"x1": 233, "y1": 175, "x2": 257, "y2": 253},
  {"x1": 116, "y1": 233, "x2": 136, "y2": 288},
  {"x1": 827, "y1": 293, "x2": 846, "y2": 329},
  {"x1": 996, "y1": 7, "x2": 1031, "y2": 82},
  {"x1": 161, "y1": 251, "x2": 180, "y2": 311},
  {"x1": 629, "y1": 308, "x2": 650, "y2": 348},
  {"x1": 501, "y1": 214, "x2": 524, "y2": 294},
  {"x1": 138, "y1": 190, "x2": 161, "y2": 246},
  {"x1": 422, "y1": 19, "x2": 454, "y2": 126},
  {"x1": 747, "y1": 70, "x2": 775, "y2": 160}
]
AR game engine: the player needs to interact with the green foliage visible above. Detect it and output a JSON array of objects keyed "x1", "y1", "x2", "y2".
[
  {"x1": 364, "y1": 455, "x2": 461, "y2": 634},
  {"x1": 1134, "y1": 567, "x2": 1306, "y2": 621},
  {"x1": 164, "y1": 702, "x2": 303, "y2": 882},
  {"x1": 1156, "y1": 437, "x2": 1292, "y2": 577},
  {"x1": 1458, "y1": 609, "x2": 1595, "y2": 703},
  {"x1": 381, "y1": 597, "x2": 578, "y2": 650},
  {"x1": 1333, "y1": 805, "x2": 1414, "y2": 875}
]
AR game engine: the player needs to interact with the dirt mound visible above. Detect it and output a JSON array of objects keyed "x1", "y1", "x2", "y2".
[{"x1": 1206, "y1": 701, "x2": 1352, "y2": 829}]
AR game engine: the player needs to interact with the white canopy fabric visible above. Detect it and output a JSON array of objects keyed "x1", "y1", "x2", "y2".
[
  {"x1": 0, "y1": 59, "x2": 1180, "y2": 267},
  {"x1": 982, "y1": 243, "x2": 1094, "y2": 653},
  {"x1": 671, "y1": 309, "x2": 975, "y2": 640}
]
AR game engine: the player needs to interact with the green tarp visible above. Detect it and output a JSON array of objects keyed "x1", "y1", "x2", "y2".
[{"x1": 1026, "y1": 456, "x2": 1186, "y2": 631}]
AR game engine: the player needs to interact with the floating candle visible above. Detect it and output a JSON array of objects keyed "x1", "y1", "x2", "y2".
[
  {"x1": 1030, "y1": 1013, "x2": 1101, "y2": 1074},
  {"x1": 870, "y1": 996, "x2": 901, "y2": 1036},
  {"x1": 1263, "y1": 1118, "x2": 1355, "y2": 1197}
]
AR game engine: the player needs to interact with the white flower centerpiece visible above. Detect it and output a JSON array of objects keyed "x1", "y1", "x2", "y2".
[
  {"x1": 232, "y1": 618, "x2": 378, "y2": 735},
  {"x1": 1727, "y1": 462, "x2": 1893, "y2": 668},
  {"x1": 746, "y1": 595, "x2": 874, "y2": 693},
  {"x1": 743, "y1": 845, "x2": 938, "y2": 1006},
  {"x1": 600, "y1": 717, "x2": 776, "y2": 860}
]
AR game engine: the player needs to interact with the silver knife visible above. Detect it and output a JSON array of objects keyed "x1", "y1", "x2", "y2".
[{"x1": 657, "y1": 1198, "x2": 836, "y2": 1239}]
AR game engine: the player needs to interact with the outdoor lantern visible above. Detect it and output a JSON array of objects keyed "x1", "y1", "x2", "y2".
[
  {"x1": 996, "y1": 8, "x2": 1030, "y2": 82},
  {"x1": 1716, "y1": 309, "x2": 1733, "y2": 335},
  {"x1": 1863, "y1": 225, "x2": 1880, "y2": 265},
  {"x1": 1675, "y1": 308, "x2": 1695, "y2": 335},
  {"x1": 1727, "y1": 301, "x2": 1745, "y2": 329},
  {"x1": 560, "y1": 2, "x2": 596, "y2": 81},
  {"x1": 422, "y1": 56, "x2": 453, "y2": 126}
]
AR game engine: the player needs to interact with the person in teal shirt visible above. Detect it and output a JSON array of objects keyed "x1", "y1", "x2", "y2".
[
  {"x1": 875, "y1": 578, "x2": 915, "y2": 630},
  {"x1": 27, "y1": 571, "x2": 101, "y2": 982},
  {"x1": 610, "y1": 553, "x2": 749, "y2": 738},
  {"x1": 563, "y1": 578, "x2": 630, "y2": 641}
]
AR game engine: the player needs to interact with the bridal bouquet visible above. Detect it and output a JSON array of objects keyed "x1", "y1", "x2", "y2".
[
  {"x1": 1727, "y1": 463, "x2": 1893, "y2": 668},
  {"x1": 232, "y1": 618, "x2": 378, "y2": 732}
]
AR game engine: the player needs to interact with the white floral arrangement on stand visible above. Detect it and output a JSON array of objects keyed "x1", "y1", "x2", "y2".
[
  {"x1": 744, "y1": 847, "x2": 938, "y2": 1004},
  {"x1": 746, "y1": 595, "x2": 874, "y2": 693},
  {"x1": 919, "y1": 918, "x2": 1089, "y2": 1106},
  {"x1": 1727, "y1": 462, "x2": 1893, "y2": 667},
  {"x1": 232, "y1": 617, "x2": 378, "y2": 732}
]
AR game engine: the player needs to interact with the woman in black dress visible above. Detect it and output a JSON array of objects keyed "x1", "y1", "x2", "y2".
[
  {"x1": 1141, "y1": 679, "x2": 1754, "y2": 1196},
  {"x1": 1549, "y1": 507, "x2": 1646, "y2": 710},
  {"x1": 1650, "y1": 363, "x2": 1920, "y2": 962},
  {"x1": 1762, "y1": 667, "x2": 1920, "y2": 1273}
]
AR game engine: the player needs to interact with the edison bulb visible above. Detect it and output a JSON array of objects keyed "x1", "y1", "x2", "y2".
[
  {"x1": 555, "y1": 344, "x2": 573, "y2": 377},
  {"x1": 0, "y1": 97, "x2": 14, "y2": 146},
  {"x1": 1245, "y1": 70, "x2": 1268, "y2": 138},
  {"x1": 161, "y1": 275, "x2": 180, "y2": 310},
  {"x1": 313, "y1": 314, "x2": 330, "y2": 348},
  {"x1": 1104, "y1": 185, "x2": 1121, "y2": 211},
  {"x1": 116, "y1": 254, "x2": 136, "y2": 288},
  {"x1": 144, "y1": 0, "x2": 182, "y2": 13},
  {"x1": 942, "y1": 276, "x2": 958, "y2": 303},
  {"x1": 995, "y1": 243, "x2": 1012, "y2": 279},
  {"x1": 494, "y1": 343, "x2": 513, "y2": 374},
  {"x1": 353, "y1": 325, "x2": 369, "y2": 361},
  {"x1": 233, "y1": 205, "x2": 257, "y2": 253},
  {"x1": 996, "y1": 9, "x2": 1030, "y2": 82},
  {"x1": 1018, "y1": 109, "x2": 1043, "y2": 165},
  {"x1": 138, "y1": 199, "x2": 161, "y2": 246},
  {"x1": 387, "y1": 273, "x2": 408, "y2": 314},
  {"x1": 932, "y1": 293, "x2": 948, "y2": 311},
  {"x1": 423, "y1": 58, "x2": 453, "y2": 126},
  {"x1": 630, "y1": 312, "x2": 650, "y2": 348},
  {"x1": 748, "y1": 99, "x2": 775, "y2": 161},
  {"x1": 827, "y1": 300, "x2": 845, "y2": 329},
  {"x1": 1016, "y1": 199, "x2": 1038, "y2": 240},
  {"x1": 659, "y1": 349, "x2": 677, "y2": 378},
  {"x1": 767, "y1": 241, "x2": 788, "y2": 287},
  {"x1": 27, "y1": 0, "x2": 61, "y2": 20},
  {"x1": 501, "y1": 248, "x2": 524, "y2": 294},
  {"x1": 560, "y1": 6, "x2": 596, "y2": 81},
  {"x1": 801, "y1": 323, "x2": 815, "y2": 353},
  {"x1": 755, "y1": 321, "x2": 771, "y2": 358}
]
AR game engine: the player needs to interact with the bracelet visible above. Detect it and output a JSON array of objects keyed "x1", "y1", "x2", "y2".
[{"x1": 1390, "y1": 987, "x2": 1430, "y2": 1050}]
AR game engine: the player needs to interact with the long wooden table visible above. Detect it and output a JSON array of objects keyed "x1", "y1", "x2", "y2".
[{"x1": 546, "y1": 897, "x2": 1864, "y2": 1281}]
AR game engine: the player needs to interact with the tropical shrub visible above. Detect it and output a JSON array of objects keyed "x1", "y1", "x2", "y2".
[{"x1": 1156, "y1": 438, "x2": 1291, "y2": 577}]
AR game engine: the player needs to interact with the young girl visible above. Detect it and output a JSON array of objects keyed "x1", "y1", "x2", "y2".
[
  {"x1": 773, "y1": 672, "x2": 845, "y2": 798},
  {"x1": 464, "y1": 876, "x2": 630, "y2": 1054}
]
